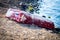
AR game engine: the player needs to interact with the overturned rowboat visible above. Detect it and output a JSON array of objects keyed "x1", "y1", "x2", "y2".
[{"x1": 6, "y1": 8, "x2": 55, "y2": 29}]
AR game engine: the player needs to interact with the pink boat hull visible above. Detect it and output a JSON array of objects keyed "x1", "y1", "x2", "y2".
[{"x1": 6, "y1": 8, "x2": 55, "y2": 29}]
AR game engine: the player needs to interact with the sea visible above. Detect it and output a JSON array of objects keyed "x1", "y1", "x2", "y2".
[{"x1": 37, "y1": 0, "x2": 60, "y2": 28}]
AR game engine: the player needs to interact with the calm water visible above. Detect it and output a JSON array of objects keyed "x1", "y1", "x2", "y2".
[{"x1": 38, "y1": 0, "x2": 60, "y2": 28}]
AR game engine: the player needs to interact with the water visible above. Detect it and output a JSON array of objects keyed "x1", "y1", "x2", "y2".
[{"x1": 37, "y1": 0, "x2": 60, "y2": 28}]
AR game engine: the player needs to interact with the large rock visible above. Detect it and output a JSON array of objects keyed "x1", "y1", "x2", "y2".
[{"x1": 0, "y1": 17, "x2": 60, "y2": 40}]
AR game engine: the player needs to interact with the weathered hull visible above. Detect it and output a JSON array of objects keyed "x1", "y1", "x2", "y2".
[{"x1": 6, "y1": 8, "x2": 54, "y2": 29}]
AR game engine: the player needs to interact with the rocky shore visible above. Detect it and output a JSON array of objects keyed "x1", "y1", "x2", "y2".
[{"x1": 0, "y1": 17, "x2": 60, "y2": 40}]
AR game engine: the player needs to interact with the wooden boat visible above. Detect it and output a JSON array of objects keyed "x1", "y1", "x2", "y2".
[{"x1": 6, "y1": 8, "x2": 54, "y2": 29}]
